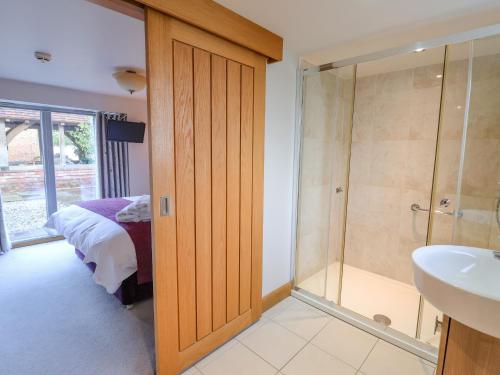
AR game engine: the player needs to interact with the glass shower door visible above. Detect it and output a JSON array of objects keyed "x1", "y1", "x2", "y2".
[
  {"x1": 295, "y1": 66, "x2": 355, "y2": 303},
  {"x1": 339, "y1": 46, "x2": 446, "y2": 338},
  {"x1": 453, "y1": 34, "x2": 500, "y2": 250},
  {"x1": 424, "y1": 34, "x2": 500, "y2": 346}
]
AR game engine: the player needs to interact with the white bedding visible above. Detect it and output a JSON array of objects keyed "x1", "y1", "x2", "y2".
[{"x1": 45, "y1": 196, "x2": 142, "y2": 294}]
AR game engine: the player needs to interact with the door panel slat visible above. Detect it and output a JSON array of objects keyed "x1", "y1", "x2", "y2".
[
  {"x1": 173, "y1": 41, "x2": 197, "y2": 350},
  {"x1": 193, "y1": 48, "x2": 213, "y2": 339},
  {"x1": 226, "y1": 60, "x2": 242, "y2": 322},
  {"x1": 239, "y1": 65, "x2": 254, "y2": 313},
  {"x1": 211, "y1": 54, "x2": 228, "y2": 330}
]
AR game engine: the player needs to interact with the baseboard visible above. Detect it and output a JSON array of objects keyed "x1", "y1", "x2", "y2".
[
  {"x1": 262, "y1": 281, "x2": 293, "y2": 312},
  {"x1": 12, "y1": 235, "x2": 64, "y2": 249}
]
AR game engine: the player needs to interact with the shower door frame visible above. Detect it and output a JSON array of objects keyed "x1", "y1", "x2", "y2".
[{"x1": 291, "y1": 23, "x2": 500, "y2": 364}]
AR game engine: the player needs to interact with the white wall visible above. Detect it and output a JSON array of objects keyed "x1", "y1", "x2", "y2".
[
  {"x1": 262, "y1": 49, "x2": 298, "y2": 295},
  {"x1": 0, "y1": 78, "x2": 150, "y2": 195}
]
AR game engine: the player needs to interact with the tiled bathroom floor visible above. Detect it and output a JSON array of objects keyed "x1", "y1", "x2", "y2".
[{"x1": 182, "y1": 297, "x2": 436, "y2": 375}]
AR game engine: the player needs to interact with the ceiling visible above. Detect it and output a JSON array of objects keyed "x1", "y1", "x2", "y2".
[
  {"x1": 215, "y1": 0, "x2": 500, "y2": 57},
  {"x1": 0, "y1": 0, "x2": 146, "y2": 98},
  {"x1": 1, "y1": 0, "x2": 500, "y2": 98}
]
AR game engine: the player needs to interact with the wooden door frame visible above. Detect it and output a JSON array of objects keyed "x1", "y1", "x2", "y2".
[{"x1": 146, "y1": 9, "x2": 268, "y2": 374}]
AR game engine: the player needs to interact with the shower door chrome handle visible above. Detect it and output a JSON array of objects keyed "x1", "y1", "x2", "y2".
[
  {"x1": 410, "y1": 203, "x2": 429, "y2": 213},
  {"x1": 410, "y1": 203, "x2": 459, "y2": 216}
]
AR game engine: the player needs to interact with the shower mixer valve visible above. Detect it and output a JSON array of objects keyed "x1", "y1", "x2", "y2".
[{"x1": 440, "y1": 198, "x2": 451, "y2": 207}]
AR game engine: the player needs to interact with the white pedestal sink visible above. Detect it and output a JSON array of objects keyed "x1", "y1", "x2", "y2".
[{"x1": 412, "y1": 245, "x2": 500, "y2": 339}]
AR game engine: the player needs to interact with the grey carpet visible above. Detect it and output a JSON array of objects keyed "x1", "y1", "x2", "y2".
[{"x1": 0, "y1": 240, "x2": 155, "y2": 375}]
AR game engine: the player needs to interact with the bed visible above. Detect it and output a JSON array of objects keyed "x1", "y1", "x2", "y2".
[{"x1": 45, "y1": 196, "x2": 153, "y2": 306}]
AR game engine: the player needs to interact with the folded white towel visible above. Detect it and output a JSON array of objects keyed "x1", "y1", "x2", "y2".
[{"x1": 116, "y1": 195, "x2": 151, "y2": 222}]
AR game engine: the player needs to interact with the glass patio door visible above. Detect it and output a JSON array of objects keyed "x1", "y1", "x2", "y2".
[
  {"x1": 51, "y1": 112, "x2": 99, "y2": 210},
  {"x1": 0, "y1": 107, "x2": 48, "y2": 242},
  {"x1": 0, "y1": 103, "x2": 98, "y2": 243}
]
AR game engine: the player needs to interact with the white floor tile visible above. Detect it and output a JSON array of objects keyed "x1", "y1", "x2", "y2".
[
  {"x1": 272, "y1": 299, "x2": 330, "y2": 340},
  {"x1": 195, "y1": 339, "x2": 238, "y2": 369},
  {"x1": 238, "y1": 320, "x2": 307, "y2": 368},
  {"x1": 311, "y1": 318, "x2": 378, "y2": 369},
  {"x1": 237, "y1": 317, "x2": 269, "y2": 340},
  {"x1": 360, "y1": 340, "x2": 435, "y2": 375},
  {"x1": 282, "y1": 344, "x2": 357, "y2": 375},
  {"x1": 196, "y1": 341, "x2": 276, "y2": 375},
  {"x1": 263, "y1": 296, "x2": 297, "y2": 319}
]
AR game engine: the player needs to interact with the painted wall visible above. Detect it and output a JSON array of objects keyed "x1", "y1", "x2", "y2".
[
  {"x1": 262, "y1": 49, "x2": 298, "y2": 295},
  {"x1": 0, "y1": 78, "x2": 150, "y2": 196}
]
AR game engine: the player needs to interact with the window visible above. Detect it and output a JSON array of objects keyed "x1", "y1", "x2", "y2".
[{"x1": 0, "y1": 103, "x2": 99, "y2": 243}]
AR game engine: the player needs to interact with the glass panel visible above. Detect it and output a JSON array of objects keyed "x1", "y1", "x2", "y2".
[
  {"x1": 423, "y1": 42, "x2": 470, "y2": 348},
  {"x1": 295, "y1": 66, "x2": 355, "y2": 302},
  {"x1": 326, "y1": 66, "x2": 355, "y2": 304},
  {"x1": 0, "y1": 106, "x2": 48, "y2": 241},
  {"x1": 51, "y1": 112, "x2": 99, "y2": 209},
  {"x1": 340, "y1": 46, "x2": 445, "y2": 338},
  {"x1": 456, "y1": 35, "x2": 500, "y2": 249},
  {"x1": 425, "y1": 34, "x2": 500, "y2": 348}
]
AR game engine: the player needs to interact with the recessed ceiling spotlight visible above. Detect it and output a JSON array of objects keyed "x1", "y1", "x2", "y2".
[
  {"x1": 414, "y1": 48, "x2": 425, "y2": 53},
  {"x1": 436, "y1": 74, "x2": 443, "y2": 78},
  {"x1": 34, "y1": 51, "x2": 52, "y2": 63},
  {"x1": 456, "y1": 105, "x2": 462, "y2": 110}
]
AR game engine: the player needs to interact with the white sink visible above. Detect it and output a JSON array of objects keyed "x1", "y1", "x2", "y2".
[{"x1": 412, "y1": 245, "x2": 500, "y2": 339}]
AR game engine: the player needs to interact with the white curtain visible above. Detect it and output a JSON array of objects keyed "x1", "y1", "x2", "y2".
[
  {"x1": 96, "y1": 112, "x2": 130, "y2": 198},
  {"x1": 0, "y1": 188, "x2": 11, "y2": 254}
]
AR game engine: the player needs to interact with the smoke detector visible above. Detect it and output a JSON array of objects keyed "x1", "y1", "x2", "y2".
[{"x1": 34, "y1": 51, "x2": 52, "y2": 63}]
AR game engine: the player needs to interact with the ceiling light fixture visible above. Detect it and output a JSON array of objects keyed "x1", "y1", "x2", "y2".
[
  {"x1": 414, "y1": 48, "x2": 425, "y2": 53},
  {"x1": 436, "y1": 74, "x2": 443, "y2": 78},
  {"x1": 113, "y1": 70, "x2": 146, "y2": 95}
]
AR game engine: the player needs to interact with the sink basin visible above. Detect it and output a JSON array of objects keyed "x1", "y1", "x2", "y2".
[{"x1": 412, "y1": 245, "x2": 500, "y2": 339}]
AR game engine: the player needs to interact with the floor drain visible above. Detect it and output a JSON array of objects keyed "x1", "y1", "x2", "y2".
[{"x1": 373, "y1": 314, "x2": 391, "y2": 326}]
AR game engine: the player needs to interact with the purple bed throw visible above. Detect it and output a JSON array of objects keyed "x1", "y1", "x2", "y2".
[{"x1": 76, "y1": 198, "x2": 153, "y2": 285}]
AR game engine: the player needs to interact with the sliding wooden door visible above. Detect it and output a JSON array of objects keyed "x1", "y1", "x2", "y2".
[{"x1": 146, "y1": 8, "x2": 267, "y2": 374}]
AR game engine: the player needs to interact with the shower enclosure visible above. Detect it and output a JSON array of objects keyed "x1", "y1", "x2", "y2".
[{"x1": 293, "y1": 31, "x2": 500, "y2": 359}]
